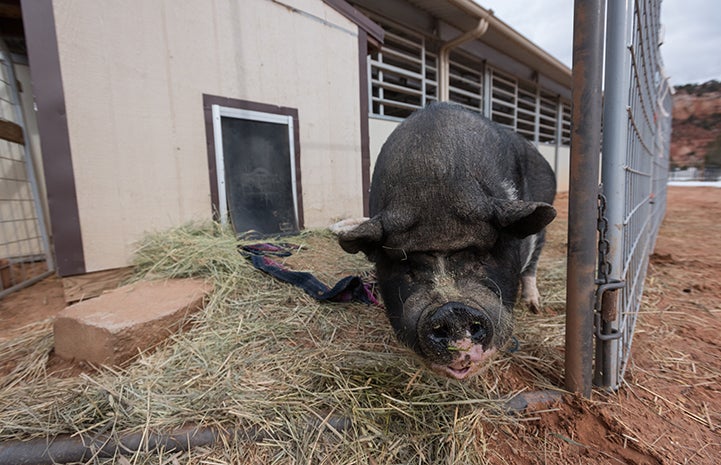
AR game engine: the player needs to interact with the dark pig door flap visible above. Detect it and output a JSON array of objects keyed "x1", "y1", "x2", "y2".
[{"x1": 212, "y1": 106, "x2": 299, "y2": 235}]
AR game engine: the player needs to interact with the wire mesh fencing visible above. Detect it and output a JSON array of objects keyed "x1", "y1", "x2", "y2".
[
  {"x1": 594, "y1": 0, "x2": 672, "y2": 390},
  {"x1": 0, "y1": 43, "x2": 54, "y2": 298}
]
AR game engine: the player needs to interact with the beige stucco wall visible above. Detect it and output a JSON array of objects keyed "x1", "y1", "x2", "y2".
[{"x1": 52, "y1": 0, "x2": 363, "y2": 272}]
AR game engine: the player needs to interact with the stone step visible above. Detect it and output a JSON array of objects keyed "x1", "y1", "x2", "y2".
[{"x1": 53, "y1": 278, "x2": 213, "y2": 366}]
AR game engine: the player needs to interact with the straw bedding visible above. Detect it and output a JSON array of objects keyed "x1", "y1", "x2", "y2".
[{"x1": 0, "y1": 222, "x2": 568, "y2": 464}]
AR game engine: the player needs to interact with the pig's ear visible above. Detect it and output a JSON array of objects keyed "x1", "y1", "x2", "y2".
[
  {"x1": 329, "y1": 217, "x2": 383, "y2": 257},
  {"x1": 494, "y1": 200, "x2": 556, "y2": 237}
]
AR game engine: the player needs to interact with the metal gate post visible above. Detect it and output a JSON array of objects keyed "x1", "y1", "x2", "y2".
[
  {"x1": 0, "y1": 40, "x2": 55, "y2": 298},
  {"x1": 565, "y1": 0, "x2": 606, "y2": 397},
  {"x1": 597, "y1": 0, "x2": 635, "y2": 388}
]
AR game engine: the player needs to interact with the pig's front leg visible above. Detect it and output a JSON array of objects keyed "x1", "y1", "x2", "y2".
[
  {"x1": 521, "y1": 274, "x2": 541, "y2": 313},
  {"x1": 520, "y1": 231, "x2": 547, "y2": 314}
]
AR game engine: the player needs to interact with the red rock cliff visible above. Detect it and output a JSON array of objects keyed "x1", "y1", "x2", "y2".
[{"x1": 670, "y1": 81, "x2": 721, "y2": 167}]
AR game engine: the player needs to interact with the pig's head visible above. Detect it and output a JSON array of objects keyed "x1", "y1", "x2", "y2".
[{"x1": 331, "y1": 198, "x2": 555, "y2": 380}]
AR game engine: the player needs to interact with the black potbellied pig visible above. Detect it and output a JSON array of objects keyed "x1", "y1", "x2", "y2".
[{"x1": 331, "y1": 102, "x2": 556, "y2": 380}]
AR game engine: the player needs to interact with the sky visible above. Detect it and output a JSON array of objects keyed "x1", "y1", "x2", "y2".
[{"x1": 478, "y1": 0, "x2": 721, "y2": 86}]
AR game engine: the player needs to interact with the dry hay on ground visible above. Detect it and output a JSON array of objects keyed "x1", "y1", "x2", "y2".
[
  {"x1": 3, "y1": 189, "x2": 720, "y2": 464},
  {"x1": 0, "y1": 222, "x2": 568, "y2": 464}
]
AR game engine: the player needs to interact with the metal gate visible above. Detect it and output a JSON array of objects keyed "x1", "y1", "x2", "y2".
[
  {"x1": 565, "y1": 0, "x2": 672, "y2": 394},
  {"x1": 0, "y1": 42, "x2": 54, "y2": 298},
  {"x1": 595, "y1": 0, "x2": 673, "y2": 389}
]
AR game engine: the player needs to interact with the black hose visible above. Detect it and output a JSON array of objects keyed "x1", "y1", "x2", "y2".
[
  {"x1": 0, "y1": 425, "x2": 228, "y2": 465},
  {"x1": 0, "y1": 417, "x2": 352, "y2": 465}
]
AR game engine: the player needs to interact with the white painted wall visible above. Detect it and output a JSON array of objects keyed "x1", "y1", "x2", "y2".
[
  {"x1": 368, "y1": 117, "x2": 399, "y2": 174},
  {"x1": 538, "y1": 143, "x2": 570, "y2": 192},
  {"x1": 52, "y1": 0, "x2": 364, "y2": 272}
]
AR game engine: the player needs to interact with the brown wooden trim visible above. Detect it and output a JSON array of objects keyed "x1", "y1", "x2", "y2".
[
  {"x1": 202, "y1": 97, "x2": 220, "y2": 217},
  {"x1": 0, "y1": 119, "x2": 24, "y2": 145},
  {"x1": 0, "y1": 3, "x2": 22, "y2": 19},
  {"x1": 322, "y1": 0, "x2": 384, "y2": 48},
  {"x1": 202, "y1": 94, "x2": 305, "y2": 230},
  {"x1": 358, "y1": 29, "x2": 371, "y2": 217},
  {"x1": 21, "y1": 0, "x2": 85, "y2": 277}
]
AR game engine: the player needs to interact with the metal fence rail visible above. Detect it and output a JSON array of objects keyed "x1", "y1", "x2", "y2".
[
  {"x1": 0, "y1": 42, "x2": 54, "y2": 298},
  {"x1": 668, "y1": 166, "x2": 721, "y2": 182},
  {"x1": 595, "y1": 0, "x2": 672, "y2": 389}
]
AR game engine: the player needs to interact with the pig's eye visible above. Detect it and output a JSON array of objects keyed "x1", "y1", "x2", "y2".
[
  {"x1": 449, "y1": 247, "x2": 487, "y2": 263},
  {"x1": 406, "y1": 252, "x2": 436, "y2": 266},
  {"x1": 381, "y1": 246, "x2": 409, "y2": 261},
  {"x1": 447, "y1": 249, "x2": 470, "y2": 262}
]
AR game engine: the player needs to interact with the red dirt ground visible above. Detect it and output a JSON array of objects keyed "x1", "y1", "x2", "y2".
[
  {"x1": 1, "y1": 186, "x2": 719, "y2": 464},
  {"x1": 487, "y1": 186, "x2": 721, "y2": 465}
]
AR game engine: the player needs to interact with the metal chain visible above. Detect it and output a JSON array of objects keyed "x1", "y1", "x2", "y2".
[
  {"x1": 597, "y1": 189, "x2": 612, "y2": 284},
  {"x1": 594, "y1": 187, "x2": 624, "y2": 344}
]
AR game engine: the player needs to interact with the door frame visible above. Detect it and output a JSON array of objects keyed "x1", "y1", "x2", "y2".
[
  {"x1": 202, "y1": 95, "x2": 303, "y2": 230},
  {"x1": 211, "y1": 105, "x2": 299, "y2": 229}
]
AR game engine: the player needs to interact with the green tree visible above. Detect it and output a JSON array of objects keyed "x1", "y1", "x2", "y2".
[{"x1": 675, "y1": 80, "x2": 721, "y2": 95}]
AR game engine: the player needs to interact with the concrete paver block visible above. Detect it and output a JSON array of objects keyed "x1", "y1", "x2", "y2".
[{"x1": 53, "y1": 278, "x2": 213, "y2": 365}]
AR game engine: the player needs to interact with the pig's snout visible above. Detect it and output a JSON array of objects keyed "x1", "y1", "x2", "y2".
[
  {"x1": 418, "y1": 302, "x2": 493, "y2": 355},
  {"x1": 418, "y1": 302, "x2": 497, "y2": 380}
]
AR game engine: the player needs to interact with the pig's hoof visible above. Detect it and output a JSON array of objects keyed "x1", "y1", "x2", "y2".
[
  {"x1": 521, "y1": 275, "x2": 541, "y2": 314},
  {"x1": 524, "y1": 297, "x2": 542, "y2": 314}
]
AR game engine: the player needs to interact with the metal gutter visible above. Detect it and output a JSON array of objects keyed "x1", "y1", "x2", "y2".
[{"x1": 438, "y1": 18, "x2": 489, "y2": 101}]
